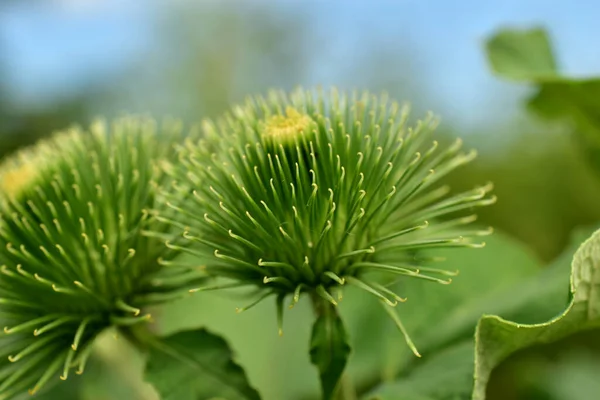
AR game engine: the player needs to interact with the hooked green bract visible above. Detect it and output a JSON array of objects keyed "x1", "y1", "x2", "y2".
[{"x1": 162, "y1": 87, "x2": 496, "y2": 355}]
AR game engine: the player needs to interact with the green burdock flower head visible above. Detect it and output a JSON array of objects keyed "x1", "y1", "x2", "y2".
[
  {"x1": 0, "y1": 117, "x2": 192, "y2": 398},
  {"x1": 165, "y1": 88, "x2": 495, "y2": 351}
]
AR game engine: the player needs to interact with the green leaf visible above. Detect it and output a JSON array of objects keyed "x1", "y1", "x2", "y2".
[
  {"x1": 485, "y1": 27, "x2": 600, "y2": 173},
  {"x1": 347, "y1": 231, "x2": 544, "y2": 383},
  {"x1": 524, "y1": 346, "x2": 600, "y2": 400},
  {"x1": 309, "y1": 305, "x2": 351, "y2": 400},
  {"x1": 144, "y1": 329, "x2": 261, "y2": 400},
  {"x1": 26, "y1": 376, "x2": 82, "y2": 400},
  {"x1": 473, "y1": 228, "x2": 600, "y2": 399},
  {"x1": 528, "y1": 80, "x2": 600, "y2": 169},
  {"x1": 486, "y1": 28, "x2": 558, "y2": 81},
  {"x1": 366, "y1": 341, "x2": 474, "y2": 400}
]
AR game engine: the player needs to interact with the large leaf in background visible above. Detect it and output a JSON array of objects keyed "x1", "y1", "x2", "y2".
[
  {"x1": 485, "y1": 27, "x2": 600, "y2": 172},
  {"x1": 309, "y1": 307, "x2": 351, "y2": 400},
  {"x1": 367, "y1": 226, "x2": 597, "y2": 400},
  {"x1": 349, "y1": 231, "x2": 545, "y2": 385},
  {"x1": 144, "y1": 329, "x2": 261, "y2": 400},
  {"x1": 528, "y1": 80, "x2": 600, "y2": 169},
  {"x1": 366, "y1": 341, "x2": 474, "y2": 400},
  {"x1": 526, "y1": 347, "x2": 600, "y2": 400},
  {"x1": 473, "y1": 228, "x2": 600, "y2": 399}
]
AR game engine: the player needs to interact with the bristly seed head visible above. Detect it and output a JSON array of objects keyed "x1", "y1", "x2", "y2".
[
  {"x1": 164, "y1": 88, "x2": 495, "y2": 354},
  {"x1": 0, "y1": 117, "x2": 194, "y2": 398}
]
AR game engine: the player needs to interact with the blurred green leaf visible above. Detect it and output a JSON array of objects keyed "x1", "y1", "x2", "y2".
[
  {"x1": 486, "y1": 28, "x2": 558, "y2": 81},
  {"x1": 145, "y1": 329, "x2": 261, "y2": 400},
  {"x1": 25, "y1": 376, "x2": 82, "y2": 400},
  {"x1": 351, "y1": 231, "x2": 544, "y2": 383},
  {"x1": 473, "y1": 228, "x2": 600, "y2": 399},
  {"x1": 309, "y1": 305, "x2": 351, "y2": 400},
  {"x1": 529, "y1": 349, "x2": 600, "y2": 400},
  {"x1": 366, "y1": 341, "x2": 474, "y2": 400},
  {"x1": 485, "y1": 27, "x2": 600, "y2": 173},
  {"x1": 528, "y1": 80, "x2": 600, "y2": 168}
]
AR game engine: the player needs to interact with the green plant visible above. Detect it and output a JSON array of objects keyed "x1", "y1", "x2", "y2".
[
  {"x1": 1, "y1": 83, "x2": 600, "y2": 400},
  {"x1": 162, "y1": 88, "x2": 495, "y2": 398}
]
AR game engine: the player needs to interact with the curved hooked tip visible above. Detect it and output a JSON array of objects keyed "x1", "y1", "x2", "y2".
[
  {"x1": 386, "y1": 186, "x2": 397, "y2": 198},
  {"x1": 466, "y1": 148, "x2": 478, "y2": 159},
  {"x1": 384, "y1": 298, "x2": 398, "y2": 307},
  {"x1": 411, "y1": 152, "x2": 421, "y2": 164},
  {"x1": 477, "y1": 226, "x2": 494, "y2": 236},
  {"x1": 469, "y1": 242, "x2": 487, "y2": 249},
  {"x1": 482, "y1": 181, "x2": 495, "y2": 192},
  {"x1": 485, "y1": 195, "x2": 498, "y2": 205},
  {"x1": 460, "y1": 215, "x2": 478, "y2": 224}
]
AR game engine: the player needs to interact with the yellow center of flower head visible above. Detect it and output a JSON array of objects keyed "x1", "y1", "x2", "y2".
[
  {"x1": 0, "y1": 163, "x2": 37, "y2": 197},
  {"x1": 0, "y1": 151, "x2": 43, "y2": 200},
  {"x1": 0, "y1": 132, "x2": 73, "y2": 201},
  {"x1": 262, "y1": 107, "x2": 314, "y2": 145}
]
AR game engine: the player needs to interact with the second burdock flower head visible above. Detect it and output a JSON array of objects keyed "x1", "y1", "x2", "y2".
[
  {"x1": 165, "y1": 88, "x2": 495, "y2": 352},
  {"x1": 0, "y1": 117, "x2": 194, "y2": 398}
]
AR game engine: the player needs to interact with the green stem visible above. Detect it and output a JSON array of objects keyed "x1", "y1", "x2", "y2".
[
  {"x1": 338, "y1": 375, "x2": 357, "y2": 400},
  {"x1": 310, "y1": 292, "x2": 355, "y2": 400},
  {"x1": 119, "y1": 322, "x2": 160, "y2": 353}
]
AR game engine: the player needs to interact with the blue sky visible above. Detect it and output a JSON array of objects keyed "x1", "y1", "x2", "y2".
[{"x1": 1, "y1": 0, "x2": 599, "y2": 129}]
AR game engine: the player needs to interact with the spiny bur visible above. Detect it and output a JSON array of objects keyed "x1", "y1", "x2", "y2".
[
  {"x1": 0, "y1": 117, "x2": 195, "y2": 398},
  {"x1": 163, "y1": 88, "x2": 495, "y2": 354}
]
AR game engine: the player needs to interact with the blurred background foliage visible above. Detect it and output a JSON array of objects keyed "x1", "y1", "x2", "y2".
[{"x1": 2, "y1": 1, "x2": 600, "y2": 399}]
